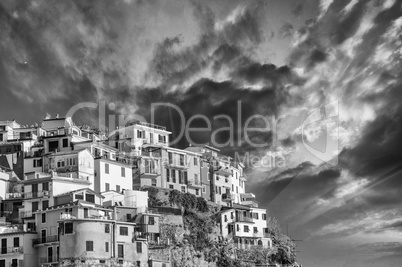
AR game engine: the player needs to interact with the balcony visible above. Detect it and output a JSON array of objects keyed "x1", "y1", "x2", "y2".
[
  {"x1": 215, "y1": 167, "x2": 231, "y2": 177},
  {"x1": 165, "y1": 160, "x2": 187, "y2": 169},
  {"x1": 20, "y1": 210, "x2": 33, "y2": 218},
  {"x1": 0, "y1": 247, "x2": 24, "y2": 254},
  {"x1": 222, "y1": 193, "x2": 234, "y2": 202},
  {"x1": 33, "y1": 235, "x2": 59, "y2": 246},
  {"x1": 5, "y1": 192, "x2": 24, "y2": 199},
  {"x1": 187, "y1": 180, "x2": 202, "y2": 189},
  {"x1": 24, "y1": 190, "x2": 49, "y2": 199},
  {"x1": 235, "y1": 215, "x2": 254, "y2": 223}
]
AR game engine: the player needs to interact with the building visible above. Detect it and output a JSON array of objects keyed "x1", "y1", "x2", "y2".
[
  {"x1": 44, "y1": 149, "x2": 95, "y2": 189},
  {"x1": 220, "y1": 204, "x2": 272, "y2": 250},
  {"x1": 94, "y1": 157, "x2": 133, "y2": 194},
  {"x1": 0, "y1": 223, "x2": 37, "y2": 267}
]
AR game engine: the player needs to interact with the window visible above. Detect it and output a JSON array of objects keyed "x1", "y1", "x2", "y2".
[
  {"x1": 13, "y1": 237, "x2": 19, "y2": 248},
  {"x1": 120, "y1": 227, "x2": 128, "y2": 236},
  {"x1": 42, "y1": 213, "x2": 46, "y2": 223},
  {"x1": 32, "y1": 184, "x2": 38, "y2": 192},
  {"x1": 172, "y1": 170, "x2": 176, "y2": 183},
  {"x1": 42, "y1": 182, "x2": 49, "y2": 191},
  {"x1": 85, "y1": 194, "x2": 95, "y2": 203},
  {"x1": 121, "y1": 167, "x2": 125, "y2": 177},
  {"x1": 195, "y1": 189, "x2": 199, "y2": 196},
  {"x1": 118, "y1": 244, "x2": 124, "y2": 258},
  {"x1": 0, "y1": 260, "x2": 5, "y2": 267},
  {"x1": 236, "y1": 186, "x2": 238, "y2": 194},
  {"x1": 181, "y1": 186, "x2": 186, "y2": 193},
  {"x1": 166, "y1": 168, "x2": 170, "y2": 182},
  {"x1": 145, "y1": 159, "x2": 155, "y2": 174},
  {"x1": 105, "y1": 183, "x2": 110, "y2": 191},
  {"x1": 105, "y1": 242, "x2": 109, "y2": 252},
  {"x1": 105, "y1": 224, "x2": 110, "y2": 233},
  {"x1": 105, "y1": 163, "x2": 109, "y2": 174},
  {"x1": 137, "y1": 130, "x2": 143, "y2": 139},
  {"x1": 41, "y1": 229, "x2": 46, "y2": 243},
  {"x1": 179, "y1": 154, "x2": 185, "y2": 166},
  {"x1": 224, "y1": 215, "x2": 227, "y2": 222},
  {"x1": 47, "y1": 247, "x2": 53, "y2": 263},
  {"x1": 258, "y1": 240, "x2": 263, "y2": 246},
  {"x1": 202, "y1": 185, "x2": 206, "y2": 193},
  {"x1": 42, "y1": 200, "x2": 49, "y2": 210},
  {"x1": 33, "y1": 159, "x2": 42, "y2": 167},
  {"x1": 168, "y1": 152, "x2": 173, "y2": 164},
  {"x1": 65, "y1": 222, "x2": 73, "y2": 234},
  {"x1": 178, "y1": 171, "x2": 183, "y2": 184},
  {"x1": 136, "y1": 242, "x2": 142, "y2": 253},
  {"x1": 151, "y1": 179, "x2": 157, "y2": 186},
  {"x1": 127, "y1": 214, "x2": 132, "y2": 221},
  {"x1": 32, "y1": 202, "x2": 39, "y2": 212},
  {"x1": 262, "y1": 214, "x2": 267, "y2": 220},
  {"x1": 194, "y1": 173, "x2": 198, "y2": 184},
  {"x1": 169, "y1": 185, "x2": 174, "y2": 189},
  {"x1": 86, "y1": 241, "x2": 94, "y2": 251},
  {"x1": 218, "y1": 187, "x2": 221, "y2": 194},
  {"x1": 62, "y1": 138, "x2": 68, "y2": 147},
  {"x1": 194, "y1": 157, "x2": 198, "y2": 166},
  {"x1": 184, "y1": 171, "x2": 188, "y2": 184},
  {"x1": 116, "y1": 185, "x2": 120, "y2": 193},
  {"x1": 254, "y1": 227, "x2": 258, "y2": 233},
  {"x1": 149, "y1": 216, "x2": 155, "y2": 225},
  {"x1": 75, "y1": 194, "x2": 83, "y2": 200},
  {"x1": 244, "y1": 226, "x2": 249, "y2": 232}
]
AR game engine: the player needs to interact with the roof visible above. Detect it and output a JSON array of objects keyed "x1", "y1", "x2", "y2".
[
  {"x1": 54, "y1": 187, "x2": 104, "y2": 198},
  {"x1": 48, "y1": 148, "x2": 89, "y2": 157}
]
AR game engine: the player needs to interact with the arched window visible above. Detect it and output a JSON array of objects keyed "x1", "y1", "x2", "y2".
[{"x1": 258, "y1": 240, "x2": 263, "y2": 246}]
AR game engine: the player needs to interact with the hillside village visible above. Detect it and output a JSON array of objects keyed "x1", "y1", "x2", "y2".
[{"x1": 0, "y1": 116, "x2": 297, "y2": 267}]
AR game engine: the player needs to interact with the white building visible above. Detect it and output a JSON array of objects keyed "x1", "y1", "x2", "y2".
[{"x1": 94, "y1": 158, "x2": 133, "y2": 194}]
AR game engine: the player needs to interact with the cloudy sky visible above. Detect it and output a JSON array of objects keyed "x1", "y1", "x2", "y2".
[{"x1": 1, "y1": 0, "x2": 402, "y2": 266}]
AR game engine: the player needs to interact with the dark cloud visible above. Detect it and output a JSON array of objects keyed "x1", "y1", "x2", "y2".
[{"x1": 291, "y1": 3, "x2": 304, "y2": 18}]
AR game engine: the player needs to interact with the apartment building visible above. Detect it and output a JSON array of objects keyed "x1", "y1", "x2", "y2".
[
  {"x1": 220, "y1": 204, "x2": 272, "y2": 249},
  {"x1": 44, "y1": 149, "x2": 95, "y2": 188},
  {"x1": 94, "y1": 157, "x2": 133, "y2": 193},
  {"x1": 0, "y1": 223, "x2": 37, "y2": 267}
]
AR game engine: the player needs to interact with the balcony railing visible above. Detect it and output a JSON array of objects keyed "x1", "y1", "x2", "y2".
[
  {"x1": 235, "y1": 215, "x2": 254, "y2": 223},
  {"x1": 33, "y1": 235, "x2": 59, "y2": 246},
  {"x1": 0, "y1": 247, "x2": 24, "y2": 254},
  {"x1": 187, "y1": 179, "x2": 202, "y2": 189},
  {"x1": 20, "y1": 210, "x2": 33, "y2": 218},
  {"x1": 215, "y1": 168, "x2": 232, "y2": 177},
  {"x1": 24, "y1": 191, "x2": 49, "y2": 199},
  {"x1": 222, "y1": 193, "x2": 234, "y2": 202},
  {"x1": 5, "y1": 192, "x2": 24, "y2": 199}
]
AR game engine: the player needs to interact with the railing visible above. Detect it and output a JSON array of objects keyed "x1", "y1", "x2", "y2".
[
  {"x1": 33, "y1": 235, "x2": 59, "y2": 246},
  {"x1": 222, "y1": 193, "x2": 234, "y2": 202},
  {"x1": 235, "y1": 215, "x2": 254, "y2": 223},
  {"x1": 39, "y1": 257, "x2": 59, "y2": 264},
  {"x1": 24, "y1": 191, "x2": 49, "y2": 199},
  {"x1": 5, "y1": 192, "x2": 24, "y2": 199},
  {"x1": 215, "y1": 167, "x2": 232, "y2": 176},
  {"x1": 0, "y1": 247, "x2": 24, "y2": 254},
  {"x1": 20, "y1": 210, "x2": 33, "y2": 218},
  {"x1": 187, "y1": 179, "x2": 202, "y2": 188},
  {"x1": 128, "y1": 121, "x2": 167, "y2": 131}
]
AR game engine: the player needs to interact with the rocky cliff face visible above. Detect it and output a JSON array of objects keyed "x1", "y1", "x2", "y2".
[{"x1": 144, "y1": 187, "x2": 297, "y2": 267}]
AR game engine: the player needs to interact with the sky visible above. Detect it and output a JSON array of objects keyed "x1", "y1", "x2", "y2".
[{"x1": 1, "y1": 0, "x2": 402, "y2": 266}]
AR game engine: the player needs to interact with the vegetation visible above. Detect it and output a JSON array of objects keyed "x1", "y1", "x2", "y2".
[{"x1": 143, "y1": 186, "x2": 297, "y2": 266}]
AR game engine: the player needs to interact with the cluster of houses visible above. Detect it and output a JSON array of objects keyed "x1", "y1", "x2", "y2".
[{"x1": 0, "y1": 116, "x2": 272, "y2": 267}]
